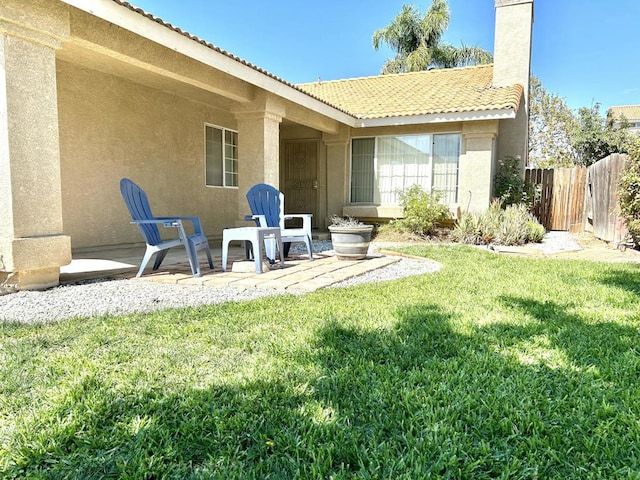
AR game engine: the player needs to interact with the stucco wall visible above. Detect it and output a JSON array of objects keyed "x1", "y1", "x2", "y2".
[
  {"x1": 459, "y1": 120, "x2": 499, "y2": 213},
  {"x1": 458, "y1": 138, "x2": 495, "y2": 214},
  {"x1": 57, "y1": 60, "x2": 240, "y2": 249},
  {"x1": 351, "y1": 123, "x2": 462, "y2": 139},
  {"x1": 336, "y1": 121, "x2": 498, "y2": 219},
  {"x1": 496, "y1": 104, "x2": 527, "y2": 171}
]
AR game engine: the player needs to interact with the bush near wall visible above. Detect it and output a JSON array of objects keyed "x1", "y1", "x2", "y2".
[
  {"x1": 452, "y1": 200, "x2": 545, "y2": 246},
  {"x1": 494, "y1": 155, "x2": 533, "y2": 207},
  {"x1": 381, "y1": 185, "x2": 451, "y2": 238},
  {"x1": 618, "y1": 141, "x2": 640, "y2": 247}
]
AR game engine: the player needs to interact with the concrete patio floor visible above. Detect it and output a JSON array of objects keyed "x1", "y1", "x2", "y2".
[{"x1": 60, "y1": 241, "x2": 401, "y2": 293}]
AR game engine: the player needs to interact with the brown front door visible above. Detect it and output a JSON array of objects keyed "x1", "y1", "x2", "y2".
[{"x1": 282, "y1": 141, "x2": 318, "y2": 228}]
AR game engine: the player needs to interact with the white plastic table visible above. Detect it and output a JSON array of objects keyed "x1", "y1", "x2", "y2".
[{"x1": 221, "y1": 227, "x2": 284, "y2": 273}]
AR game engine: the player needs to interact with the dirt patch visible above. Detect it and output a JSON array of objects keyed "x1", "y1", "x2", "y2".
[
  {"x1": 549, "y1": 232, "x2": 640, "y2": 263},
  {"x1": 373, "y1": 226, "x2": 452, "y2": 244},
  {"x1": 571, "y1": 232, "x2": 614, "y2": 249}
]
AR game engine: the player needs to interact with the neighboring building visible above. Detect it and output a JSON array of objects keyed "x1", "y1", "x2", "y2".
[
  {"x1": 608, "y1": 105, "x2": 640, "y2": 134},
  {"x1": 0, "y1": 0, "x2": 533, "y2": 290}
]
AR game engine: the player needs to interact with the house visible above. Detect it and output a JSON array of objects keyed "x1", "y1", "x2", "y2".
[
  {"x1": 608, "y1": 105, "x2": 640, "y2": 135},
  {"x1": 0, "y1": 0, "x2": 533, "y2": 290}
]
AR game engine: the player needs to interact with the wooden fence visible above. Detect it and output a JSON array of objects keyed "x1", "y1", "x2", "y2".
[
  {"x1": 525, "y1": 167, "x2": 587, "y2": 231},
  {"x1": 584, "y1": 153, "x2": 628, "y2": 243}
]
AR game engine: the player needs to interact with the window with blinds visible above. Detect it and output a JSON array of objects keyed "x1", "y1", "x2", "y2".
[{"x1": 350, "y1": 133, "x2": 460, "y2": 205}]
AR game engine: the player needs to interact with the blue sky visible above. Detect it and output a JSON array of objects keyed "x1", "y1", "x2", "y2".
[{"x1": 129, "y1": 0, "x2": 640, "y2": 112}]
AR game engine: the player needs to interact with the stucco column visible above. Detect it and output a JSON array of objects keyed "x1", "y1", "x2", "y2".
[
  {"x1": 0, "y1": 1, "x2": 72, "y2": 290},
  {"x1": 234, "y1": 98, "x2": 284, "y2": 222},
  {"x1": 458, "y1": 133, "x2": 497, "y2": 213},
  {"x1": 322, "y1": 127, "x2": 351, "y2": 224}
]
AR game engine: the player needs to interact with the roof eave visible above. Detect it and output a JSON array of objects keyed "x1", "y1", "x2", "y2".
[
  {"x1": 59, "y1": 0, "x2": 356, "y2": 126},
  {"x1": 356, "y1": 108, "x2": 517, "y2": 128}
]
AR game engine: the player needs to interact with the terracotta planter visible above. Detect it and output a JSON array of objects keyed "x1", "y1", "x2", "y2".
[{"x1": 328, "y1": 224, "x2": 374, "y2": 260}]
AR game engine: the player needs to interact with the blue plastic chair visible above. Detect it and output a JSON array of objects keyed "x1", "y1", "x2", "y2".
[
  {"x1": 120, "y1": 178, "x2": 214, "y2": 277},
  {"x1": 245, "y1": 183, "x2": 313, "y2": 261}
]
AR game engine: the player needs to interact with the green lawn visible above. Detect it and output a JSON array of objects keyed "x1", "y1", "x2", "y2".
[{"x1": 2, "y1": 246, "x2": 640, "y2": 479}]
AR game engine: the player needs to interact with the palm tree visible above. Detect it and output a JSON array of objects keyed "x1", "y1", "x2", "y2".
[{"x1": 372, "y1": 0, "x2": 492, "y2": 74}]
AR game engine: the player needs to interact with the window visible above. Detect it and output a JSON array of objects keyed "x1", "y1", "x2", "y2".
[
  {"x1": 205, "y1": 124, "x2": 238, "y2": 187},
  {"x1": 350, "y1": 138, "x2": 375, "y2": 202},
  {"x1": 350, "y1": 133, "x2": 460, "y2": 204},
  {"x1": 432, "y1": 134, "x2": 461, "y2": 204}
]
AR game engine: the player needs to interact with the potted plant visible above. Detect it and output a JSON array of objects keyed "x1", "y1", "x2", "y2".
[{"x1": 328, "y1": 215, "x2": 374, "y2": 260}]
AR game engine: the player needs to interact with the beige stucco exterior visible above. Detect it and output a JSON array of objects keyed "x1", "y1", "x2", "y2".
[
  {"x1": 0, "y1": 0, "x2": 532, "y2": 289},
  {"x1": 608, "y1": 105, "x2": 640, "y2": 135},
  {"x1": 459, "y1": 122, "x2": 500, "y2": 213},
  {"x1": 494, "y1": 0, "x2": 533, "y2": 166},
  {"x1": 0, "y1": 0, "x2": 72, "y2": 290},
  {"x1": 56, "y1": 59, "x2": 241, "y2": 248}
]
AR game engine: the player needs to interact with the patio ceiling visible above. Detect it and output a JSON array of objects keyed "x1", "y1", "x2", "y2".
[
  {"x1": 57, "y1": 40, "x2": 240, "y2": 109},
  {"x1": 57, "y1": 6, "x2": 344, "y2": 135}
]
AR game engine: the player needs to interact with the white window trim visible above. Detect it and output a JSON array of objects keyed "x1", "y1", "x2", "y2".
[
  {"x1": 349, "y1": 132, "x2": 461, "y2": 205},
  {"x1": 204, "y1": 123, "x2": 238, "y2": 189}
]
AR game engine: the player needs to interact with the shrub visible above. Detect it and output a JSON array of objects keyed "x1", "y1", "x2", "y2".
[
  {"x1": 526, "y1": 219, "x2": 546, "y2": 243},
  {"x1": 494, "y1": 156, "x2": 526, "y2": 206},
  {"x1": 493, "y1": 156, "x2": 538, "y2": 208},
  {"x1": 449, "y1": 212, "x2": 484, "y2": 245},
  {"x1": 452, "y1": 200, "x2": 545, "y2": 246},
  {"x1": 618, "y1": 141, "x2": 640, "y2": 247},
  {"x1": 393, "y1": 185, "x2": 450, "y2": 237},
  {"x1": 498, "y1": 203, "x2": 546, "y2": 245}
]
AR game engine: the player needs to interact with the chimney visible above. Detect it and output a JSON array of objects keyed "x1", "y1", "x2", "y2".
[
  {"x1": 493, "y1": 0, "x2": 534, "y2": 164},
  {"x1": 493, "y1": 0, "x2": 533, "y2": 96}
]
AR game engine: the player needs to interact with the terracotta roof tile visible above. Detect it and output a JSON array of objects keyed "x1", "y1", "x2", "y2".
[
  {"x1": 608, "y1": 105, "x2": 640, "y2": 121},
  {"x1": 115, "y1": 1, "x2": 521, "y2": 121},
  {"x1": 113, "y1": 2, "x2": 321, "y2": 100},
  {"x1": 298, "y1": 65, "x2": 523, "y2": 119}
]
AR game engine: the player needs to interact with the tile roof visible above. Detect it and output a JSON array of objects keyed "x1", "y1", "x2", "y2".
[
  {"x1": 608, "y1": 105, "x2": 640, "y2": 121},
  {"x1": 297, "y1": 65, "x2": 523, "y2": 120},
  {"x1": 112, "y1": 2, "x2": 308, "y2": 94},
  {"x1": 115, "y1": 1, "x2": 521, "y2": 121}
]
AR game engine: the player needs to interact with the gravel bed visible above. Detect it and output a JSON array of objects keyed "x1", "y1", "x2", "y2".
[
  {"x1": 330, "y1": 256, "x2": 441, "y2": 288},
  {"x1": 536, "y1": 230, "x2": 582, "y2": 253},
  {"x1": 0, "y1": 280, "x2": 287, "y2": 325},
  {"x1": 0, "y1": 233, "x2": 574, "y2": 325},
  {"x1": 0, "y1": 241, "x2": 439, "y2": 325}
]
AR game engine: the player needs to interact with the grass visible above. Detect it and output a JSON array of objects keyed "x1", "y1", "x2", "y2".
[{"x1": 1, "y1": 246, "x2": 640, "y2": 479}]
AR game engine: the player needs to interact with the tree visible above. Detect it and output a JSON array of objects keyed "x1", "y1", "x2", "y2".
[
  {"x1": 528, "y1": 78, "x2": 635, "y2": 167},
  {"x1": 618, "y1": 138, "x2": 640, "y2": 247},
  {"x1": 528, "y1": 76, "x2": 578, "y2": 167},
  {"x1": 372, "y1": 1, "x2": 492, "y2": 74},
  {"x1": 570, "y1": 104, "x2": 633, "y2": 166}
]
